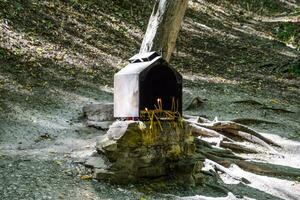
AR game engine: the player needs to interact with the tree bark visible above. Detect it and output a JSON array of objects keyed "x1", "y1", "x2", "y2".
[{"x1": 140, "y1": 0, "x2": 188, "y2": 62}]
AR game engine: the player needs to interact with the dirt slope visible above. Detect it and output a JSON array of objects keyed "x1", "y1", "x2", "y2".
[{"x1": 0, "y1": 0, "x2": 300, "y2": 199}]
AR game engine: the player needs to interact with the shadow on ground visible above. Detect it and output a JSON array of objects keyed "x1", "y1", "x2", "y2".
[{"x1": 0, "y1": 0, "x2": 299, "y2": 199}]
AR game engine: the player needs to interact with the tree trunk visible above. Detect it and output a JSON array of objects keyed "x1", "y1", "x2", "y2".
[{"x1": 139, "y1": 0, "x2": 189, "y2": 62}]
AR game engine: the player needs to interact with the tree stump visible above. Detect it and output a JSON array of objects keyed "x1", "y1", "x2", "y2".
[{"x1": 87, "y1": 120, "x2": 205, "y2": 186}]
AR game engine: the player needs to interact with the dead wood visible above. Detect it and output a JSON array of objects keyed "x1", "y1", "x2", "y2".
[
  {"x1": 198, "y1": 141, "x2": 298, "y2": 180},
  {"x1": 206, "y1": 159, "x2": 251, "y2": 184},
  {"x1": 235, "y1": 161, "x2": 300, "y2": 179},
  {"x1": 190, "y1": 123, "x2": 234, "y2": 142},
  {"x1": 185, "y1": 115, "x2": 288, "y2": 180},
  {"x1": 200, "y1": 152, "x2": 232, "y2": 168},
  {"x1": 195, "y1": 140, "x2": 244, "y2": 163},
  {"x1": 187, "y1": 111, "x2": 297, "y2": 183},
  {"x1": 197, "y1": 116, "x2": 211, "y2": 123},
  {"x1": 190, "y1": 124, "x2": 222, "y2": 137},
  {"x1": 184, "y1": 115, "x2": 280, "y2": 150},
  {"x1": 199, "y1": 121, "x2": 280, "y2": 147},
  {"x1": 195, "y1": 138, "x2": 299, "y2": 180},
  {"x1": 223, "y1": 129, "x2": 278, "y2": 153},
  {"x1": 205, "y1": 156, "x2": 300, "y2": 180},
  {"x1": 220, "y1": 141, "x2": 259, "y2": 154}
]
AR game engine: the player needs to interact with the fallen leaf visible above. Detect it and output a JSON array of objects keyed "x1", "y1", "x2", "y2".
[
  {"x1": 54, "y1": 160, "x2": 63, "y2": 165},
  {"x1": 270, "y1": 99, "x2": 279, "y2": 104},
  {"x1": 48, "y1": 150, "x2": 57, "y2": 154},
  {"x1": 80, "y1": 175, "x2": 93, "y2": 180}
]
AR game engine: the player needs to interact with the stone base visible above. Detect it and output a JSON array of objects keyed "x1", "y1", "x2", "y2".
[
  {"x1": 83, "y1": 103, "x2": 114, "y2": 130},
  {"x1": 86, "y1": 120, "x2": 205, "y2": 186}
]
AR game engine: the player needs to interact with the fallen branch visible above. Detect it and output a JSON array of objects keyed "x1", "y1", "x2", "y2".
[
  {"x1": 224, "y1": 129, "x2": 278, "y2": 154},
  {"x1": 184, "y1": 115, "x2": 281, "y2": 160},
  {"x1": 197, "y1": 140, "x2": 295, "y2": 180},
  {"x1": 220, "y1": 141, "x2": 259, "y2": 154},
  {"x1": 235, "y1": 160, "x2": 300, "y2": 178},
  {"x1": 198, "y1": 121, "x2": 280, "y2": 147},
  {"x1": 184, "y1": 115, "x2": 284, "y2": 179},
  {"x1": 205, "y1": 159, "x2": 251, "y2": 184},
  {"x1": 190, "y1": 124, "x2": 221, "y2": 137}
]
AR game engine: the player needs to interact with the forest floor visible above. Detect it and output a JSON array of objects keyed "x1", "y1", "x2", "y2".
[{"x1": 0, "y1": 0, "x2": 300, "y2": 199}]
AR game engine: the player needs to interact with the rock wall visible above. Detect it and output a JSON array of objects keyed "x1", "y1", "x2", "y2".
[{"x1": 87, "y1": 120, "x2": 204, "y2": 186}]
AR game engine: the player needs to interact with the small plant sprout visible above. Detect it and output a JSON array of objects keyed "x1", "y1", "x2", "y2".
[
  {"x1": 140, "y1": 97, "x2": 183, "y2": 131},
  {"x1": 157, "y1": 98, "x2": 162, "y2": 110}
]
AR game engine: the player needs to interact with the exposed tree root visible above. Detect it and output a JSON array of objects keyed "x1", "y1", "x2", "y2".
[
  {"x1": 205, "y1": 159, "x2": 251, "y2": 184},
  {"x1": 184, "y1": 117, "x2": 281, "y2": 147},
  {"x1": 195, "y1": 139, "x2": 244, "y2": 168},
  {"x1": 190, "y1": 123, "x2": 233, "y2": 142},
  {"x1": 186, "y1": 115, "x2": 300, "y2": 182},
  {"x1": 204, "y1": 158, "x2": 300, "y2": 186},
  {"x1": 220, "y1": 141, "x2": 259, "y2": 154},
  {"x1": 196, "y1": 138, "x2": 300, "y2": 182},
  {"x1": 235, "y1": 161, "x2": 300, "y2": 179},
  {"x1": 224, "y1": 129, "x2": 279, "y2": 153}
]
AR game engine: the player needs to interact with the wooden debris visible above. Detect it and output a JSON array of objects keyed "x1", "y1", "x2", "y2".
[
  {"x1": 190, "y1": 123, "x2": 223, "y2": 138},
  {"x1": 220, "y1": 141, "x2": 259, "y2": 154},
  {"x1": 206, "y1": 159, "x2": 251, "y2": 184},
  {"x1": 183, "y1": 114, "x2": 283, "y2": 177},
  {"x1": 184, "y1": 119, "x2": 280, "y2": 147},
  {"x1": 184, "y1": 114, "x2": 300, "y2": 183},
  {"x1": 235, "y1": 161, "x2": 300, "y2": 178},
  {"x1": 223, "y1": 129, "x2": 278, "y2": 154}
]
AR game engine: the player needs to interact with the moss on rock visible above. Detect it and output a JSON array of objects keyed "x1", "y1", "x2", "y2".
[{"x1": 92, "y1": 120, "x2": 204, "y2": 185}]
